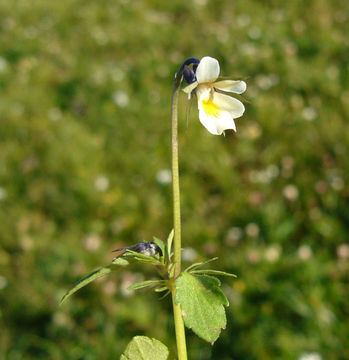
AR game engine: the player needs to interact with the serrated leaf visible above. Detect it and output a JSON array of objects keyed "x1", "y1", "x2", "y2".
[
  {"x1": 60, "y1": 257, "x2": 129, "y2": 305},
  {"x1": 127, "y1": 280, "x2": 164, "y2": 291},
  {"x1": 166, "y1": 230, "x2": 174, "y2": 261},
  {"x1": 190, "y1": 269, "x2": 237, "y2": 278},
  {"x1": 184, "y1": 257, "x2": 218, "y2": 272},
  {"x1": 175, "y1": 273, "x2": 229, "y2": 343},
  {"x1": 120, "y1": 336, "x2": 169, "y2": 360}
]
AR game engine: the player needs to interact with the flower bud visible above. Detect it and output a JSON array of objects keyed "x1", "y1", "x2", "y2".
[{"x1": 183, "y1": 65, "x2": 196, "y2": 84}]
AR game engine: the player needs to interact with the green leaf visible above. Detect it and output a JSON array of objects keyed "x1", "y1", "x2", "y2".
[
  {"x1": 184, "y1": 257, "x2": 218, "y2": 272},
  {"x1": 175, "y1": 273, "x2": 229, "y2": 343},
  {"x1": 166, "y1": 229, "x2": 174, "y2": 261},
  {"x1": 121, "y1": 250, "x2": 162, "y2": 265},
  {"x1": 60, "y1": 257, "x2": 129, "y2": 305},
  {"x1": 168, "y1": 263, "x2": 175, "y2": 278},
  {"x1": 60, "y1": 248, "x2": 164, "y2": 305},
  {"x1": 154, "y1": 285, "x2": 169, "y2": 292},
  {"x1": 190, "y1": 269, "x2": 237, "y2": 278},
  {"x1": 127, "y1": 280, "x2": 164, "y2": 291},
  {"x1": 158, "y1": 290, "x2": 171, "y2": 300},
  {"x1": 152, "y1": 237, "x2": 165, "y2": 262},
  {"x1": 111, "y1": 257, "x2": 131, "y2": 265},
  {"x1": 120, "y1": 336, "x2": 169, "y2": 360}
]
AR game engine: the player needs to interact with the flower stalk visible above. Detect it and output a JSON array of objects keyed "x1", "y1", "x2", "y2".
[
  {"x1": 171, "y1": 74, "x2": 182, "y2": 280},
  {"x1": 170, "y1": 68, "x2": 187, "y2": 360},
  {"x1": 170, "y1": 58, "x2": 198, "y2": 360}
]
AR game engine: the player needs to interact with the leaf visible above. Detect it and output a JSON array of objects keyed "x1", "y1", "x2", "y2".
[
  {"x1": 60, "y1": 247, "x2": 164, "y2": 305},
  {"x1": 175, "y1": 273, "x2": 229, "y2": 343},
  {"x1": 120, "y1": 336, "x2": 169, "y2": 360},
  {"x1": 60, "y1": 257, "x2": 129, "y2": 305},
  {"x1": 190, "y1": 269, "x2": 237, "y2": 278},
  {"x1": 152, "y1": 237, "x2": 165, "y2": 262},
  {"x1": 154, "y1": 285, "x2": 169, "y2": 292},
  {"x1": 158, "y1": 290, "x2": 170, "y2": 300},
  {"x1": 121, "y1": 250, "x2": 162, "y2": 265},
  {"x1": 184, "y1": 257, "x2": 218, "y2": 272},
  {"x1": 127, "y1": 280, "x2": 164, "y2": 291},
  {"x1": 166, "y1": 229, "x2": 174, "y2": 261},
  {"x1": 168, "y1": 263, "x2": 175, "y2": 278}
]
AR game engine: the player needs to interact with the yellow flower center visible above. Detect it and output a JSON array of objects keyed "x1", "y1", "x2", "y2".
[{"x1": 201, "y1": 98, "x2": 220, "y2": 117}]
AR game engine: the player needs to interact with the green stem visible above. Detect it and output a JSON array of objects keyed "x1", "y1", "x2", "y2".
[
  {"x1": 172, "y1": 79, "x2": 182, "y2": 279},
  {"x1": 170, "y1": 73, "x2": 187, "y2": 360}
]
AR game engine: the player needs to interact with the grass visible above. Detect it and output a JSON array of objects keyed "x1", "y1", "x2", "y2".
[{"x1": 0, "y1": 0, "x2": 348, "y2": 359}]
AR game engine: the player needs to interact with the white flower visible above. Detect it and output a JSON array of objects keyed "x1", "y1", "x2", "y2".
[
  {"x1": 183, "y1": 56, "x2": 246, "y2": 135},
  {"x1": 299, "y1": 353, "x2": 322, "y2": 360}
]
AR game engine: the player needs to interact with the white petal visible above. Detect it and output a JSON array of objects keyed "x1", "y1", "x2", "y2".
[
  {"x1": 198, "y1": 109, "x2": 236, "y2": 135},
  {"x1": 182, "y1": 81, "x2": 198, "y2": 94},
  {"x1": 195, "y1": 85, "x2": 211, "y2": 101},
  {"x1": 214, "y1": 80, "x2": 247, "y2": 94},
  {"x1": 214, "y1": 111, "x2": 237, "y2": 133},
  {"x1": 213, "y1": 92, "x2": 245, "y2": 118},
  {"x1": 196, "y1": 56, "x2": 220, "y2": 84}
]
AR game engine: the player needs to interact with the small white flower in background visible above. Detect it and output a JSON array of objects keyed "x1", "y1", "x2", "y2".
[
  {"x1": 283, "y1": 184, "x2": 299, "y2": 201},
  {"x1": 183, "y1": 56, "x2": 246, "y2": 135},
  {"x1": 337, "y1": 244, "x2": 349, "y2": 260},
  {"x1": 245, "y1": 222, "x2": 260, "y2": 237},
  {"x1": 0, "y1": 276, "x2": 8, "y2": 290},
  {"x1": 182, "y1": 247, "x2": 198, "y2": 262},
  {"x1": 94, "y1": 175, "x2": 109, "y2": 192},
  {"x1": 83, "y1": 233, "x2": 101, "y2": 252},
  {"x1": 264, "y1": 245, "x2": 282, "y2": 263},
  {"x1": 329, "y1": 175, "x2": 344, "y2": 191},
  {"x1": 20, "y1": 235, "x2": 33, "y2": 251},
  {"x1": 226, "y1": 226, "x2": 243, "y2": 246},
  {"x1": 52, "y1": 312, "x2": 72, "y2": 327},
  {"x1": 299, "y1": 352, "x2": 322, "y2": 360},
  {"x1": 248, "y1": 26, "x2": 262, "y2": 40},
  {"x1": 302, "y1": 106, "x2": 317, "y2": 121},
  {"x1": 0, "y1": 56, "x2": 8, "y2": 72},
  {"x1": 156, "y1": 169, "x2": 172, "y2": 185},
  {"x1": 237, "y1": 14, "x2": 251, "y2": 27},
  {"x1": 298, "y1": 245, "x2": 313, "y2": 261},
  {"x1": 120, "y1": 272, "x2": 143, "y2": 297},
  {"x1": 0, "y1": 187, "x2": 7, "y2": 201},
  {"x1": 113, "y1": 90, "x2": 129, "y2": 107}
]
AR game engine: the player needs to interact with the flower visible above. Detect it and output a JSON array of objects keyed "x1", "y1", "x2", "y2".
[{"x1": 183, "y1": 56, "x2": 246, "y2": 135}]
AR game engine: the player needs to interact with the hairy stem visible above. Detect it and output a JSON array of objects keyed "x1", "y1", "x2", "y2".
[
  {"x1": 172, "y1": 78, "x2": 182, "y2": 279},
  {"x1": 170, "y1": 71, "x2": 187, "y2": 360},
  {"x1": 170, "y1": 58, "x2": 198, "y2": 360}
]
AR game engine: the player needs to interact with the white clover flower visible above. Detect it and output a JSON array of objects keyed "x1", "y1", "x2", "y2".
[
  {"x1": 156, "y1": 168, "x2": 172, "y2": 185},
  {"x1": 299, "y1": 352, "x2": 322, "y2": 360},
  {"x1": 183, "y1": 56, "x2": 246, "y2": 135},
  {"x1": 94, "y1": 175, "x2": 109, "y2": 192}
]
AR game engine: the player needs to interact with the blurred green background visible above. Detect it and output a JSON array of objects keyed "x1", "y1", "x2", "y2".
[{"x1": 1, "y1": 0, "x2": 348, "y2": 359}]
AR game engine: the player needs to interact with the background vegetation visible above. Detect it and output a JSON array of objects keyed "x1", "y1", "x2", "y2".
[{"x1": 1, "y1": 0, "x2": 348, "y2": 359}]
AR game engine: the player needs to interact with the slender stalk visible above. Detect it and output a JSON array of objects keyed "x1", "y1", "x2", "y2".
[
  {"x1": 171, "y1": 286, "x2": 187, "y2": 360},
  {"x1": 170, "y1": 58, "x2": 199, "y2": 360},
  {"x1": 171, "y1": 74, "x2": 187, "y2": 360},
  {"x1": 171, "y1": 79, "x2": 182, "y2": 279},
  {"x1": 171, "y1": 57, "x2": 198, "y2": 277}
]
